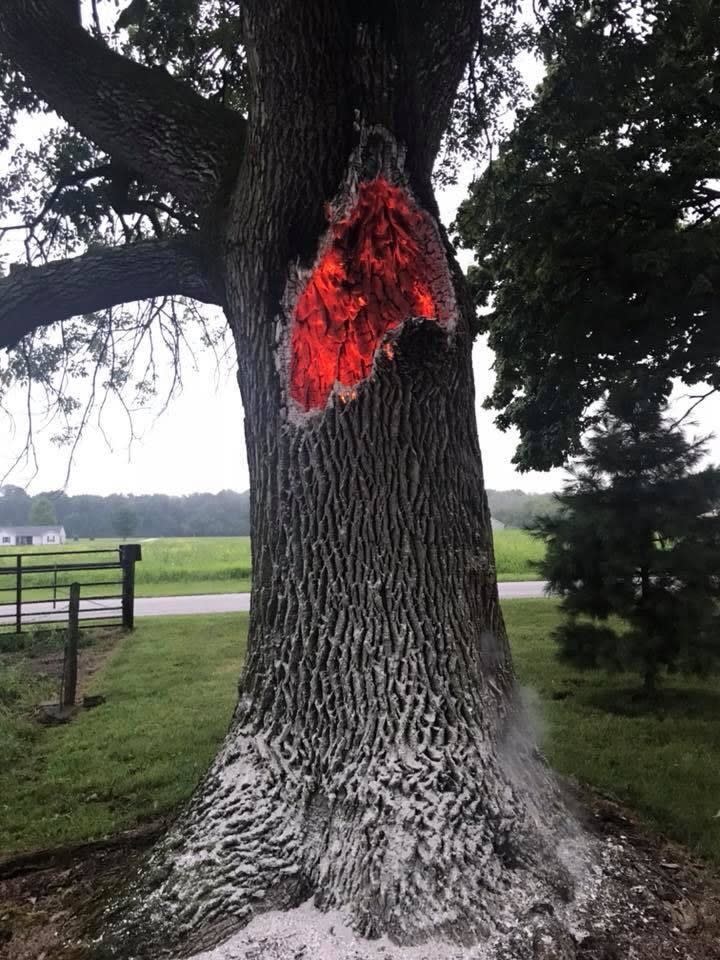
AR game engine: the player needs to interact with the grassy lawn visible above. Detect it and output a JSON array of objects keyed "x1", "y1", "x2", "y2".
[
  {"x1": 136, "y1": 577, "x2": 252, "y2": 596},
  {"x1": 505, "y1": 600, "x2": 720, "y2": 865},
  {"x1": 0, "y1": 616, "x2": 245, "y2": 853},
  {"x1": 0, "y1": 530, "x2": 541, "y2": 604},
  {"x1": 3, "y1": 598, "x2": 713, "y2": 864},
  {"x1": 493, "y1": 529, "x2": 544, "y2": 581}
]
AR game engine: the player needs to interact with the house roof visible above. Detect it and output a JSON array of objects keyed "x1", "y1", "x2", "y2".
[{"x1": 0, "y1": 525, "x2": 66, "y2": 535}]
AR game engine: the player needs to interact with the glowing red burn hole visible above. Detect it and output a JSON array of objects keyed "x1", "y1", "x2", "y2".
[{"x1": 289, "y1": 176, "x2": 441, "y2": 410}]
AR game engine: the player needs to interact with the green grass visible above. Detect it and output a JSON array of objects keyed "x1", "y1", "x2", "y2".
[
  {"x1": 493, "y1": 529, "x2": 544, "y2": 581},
  {"x1": 0, "y1": 663, "x2": 55, "y2": 776},
  {"x1": 504, "y1": 600, "x2": 720, "y2": 864},
  {"x1": 0, "y1": 530, "x2": 541, "y2": 603},
  {"x1": 1, "y1": 600, "x2": 718, "y2": 865},
  {"x1": 136, "y1": 577, "x2": 252, "y2": 596},
  {"x1": 0, "y1": 616, "x2": 245, "y2": 853},
  {"x1": 0, "y1": 538, "x2": 253, "y2": 602},
  {"x1": 133, "y1": 538, "x2": 253, "y2": 588}
]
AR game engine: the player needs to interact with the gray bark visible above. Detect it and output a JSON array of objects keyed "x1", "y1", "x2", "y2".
[
  {"x1": 103, "y1": 97, "x2": 582, "y2": 960},
  {"x1": 1, "y1": 3, "x2": 591, "y2": 956},
  {"x1": 137, "y1": 300, "x2": 576, "y2": 949}
]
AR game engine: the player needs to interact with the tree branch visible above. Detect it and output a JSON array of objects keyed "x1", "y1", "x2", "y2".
[
  {"x1": 669, "y1": 388, "x2": 719, "y2": 431},
  {"x1": 0, "y1": 237, "x2": 222, "y2": 352},
  {"x1": 397, "y1": 0, "x2": 482, "y2": 176},
  {"x1": 0, "y1": 164, "x2": 114, "y2": 239},
  {"x1": 0, "y1": 0, "x2": 246, "y2": 209}
]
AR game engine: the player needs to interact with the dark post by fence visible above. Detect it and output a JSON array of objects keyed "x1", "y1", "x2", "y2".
[
  {"x1": 15, "y1": 554, "x2": 22, "y2": 634},
  {"x1": 120, "y1": 543, "x2": 142, "y2": 630},
  {"x1": 62, "y1": 582, "x2": 80, "y2": 708}
]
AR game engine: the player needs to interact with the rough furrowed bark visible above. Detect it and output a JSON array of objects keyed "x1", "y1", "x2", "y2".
[
  {"x1": 93, "y1": 135, "x2": 599, "y2": 960},
  {"x1": 74, "y1": 4, "x2": 604, "y2": 952},
  {"x1": 0, "y1": 237, "x2": 220, "y2": 352},
  {"x1": 100, "y1": 334, "x2": 590, "y2": 960}
]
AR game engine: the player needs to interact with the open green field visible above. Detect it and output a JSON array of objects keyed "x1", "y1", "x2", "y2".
[
  {"x1": 493, "y1": 528, "x2": 545, "y2": 581},
  {"x1": 0, "y1": 529, "x2": 542, "y2": 603},
  {"x1": 1, "y1": 599, "x2": 717, "y2": 864},
  {"x1": 0, "y1": 537, "x2": 253, "y2": 602}
]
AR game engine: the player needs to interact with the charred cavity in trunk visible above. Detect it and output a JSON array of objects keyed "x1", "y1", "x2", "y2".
[{"x1": 285, "y1": 172, "x2": 456, "y2": 414}]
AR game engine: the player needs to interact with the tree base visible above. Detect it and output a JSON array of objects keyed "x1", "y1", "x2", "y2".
[
  {"x1": 4, "y1": 788, "x2": 717, "y2": 960},
  {"x1": 177, "y1": 822, "x2": 677, "y2": 960},
  {"x1": 182, "y1": 899, "x2": 581, "y2": 960},
  {"x1": 97, "y1": 695, "x2": 598, "y2": 959}
]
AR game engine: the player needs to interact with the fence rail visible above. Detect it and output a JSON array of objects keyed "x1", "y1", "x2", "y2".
[{"x1": 0, "y1": 544, "x2": 141, "y2": 634}]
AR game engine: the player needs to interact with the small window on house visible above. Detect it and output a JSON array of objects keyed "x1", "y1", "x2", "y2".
[
  {"x1": 1, "y1": 537, "x2": 10, "y2": 544},
  {"x1": 47, "y1": 536, "x2": 56, "y2": 542}
]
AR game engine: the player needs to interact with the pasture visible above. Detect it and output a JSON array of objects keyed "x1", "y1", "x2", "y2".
[{"x1": 0, "y1": 529, "x2": 542, "y2": 601}]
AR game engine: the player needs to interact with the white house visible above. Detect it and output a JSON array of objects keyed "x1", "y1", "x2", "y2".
[{"x1": 0, "y1": 525, "x2": 66, "y2": 546}]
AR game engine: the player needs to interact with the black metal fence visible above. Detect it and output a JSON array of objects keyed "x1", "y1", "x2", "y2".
[{"x1": 0, "y1": 543, "x2": 142, "y2": 634}]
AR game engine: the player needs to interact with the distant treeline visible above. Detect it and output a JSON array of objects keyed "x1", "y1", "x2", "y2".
[
  {"x1": 0, "y1": 486, "x2": 251, "y2": 538},
  {"x1": 487, "y1": 489, "x2": 558, "y2": 529},
  {"x1": 0, "y1": 485, "x2": 556, "y2": 538}
]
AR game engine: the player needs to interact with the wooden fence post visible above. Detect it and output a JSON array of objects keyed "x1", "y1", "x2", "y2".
[
  {"x1": 120, "y1": 544, "x2": 142, "y2": 630},
  {"x1": 15, "y1": 553, "x2": 22, "y2": 634},
  {"x1": 62, "y1": 582, "x2": 80, "y2": 708}
]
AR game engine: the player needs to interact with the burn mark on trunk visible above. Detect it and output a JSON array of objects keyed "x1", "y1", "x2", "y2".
[{"x1": 288, "y1": 176, "x2": 454, "y2": 412}]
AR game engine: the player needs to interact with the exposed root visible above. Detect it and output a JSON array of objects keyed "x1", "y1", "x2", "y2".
[
  {"x1": 8, "y1": 783, "x2": 719, "y2": 960},
  {"x1": 97, "y1": 736, "x2": 309, "y2": 957}
]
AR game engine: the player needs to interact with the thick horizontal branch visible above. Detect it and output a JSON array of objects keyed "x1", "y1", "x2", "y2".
[
  {"x1": 0, "y1": 0, "x2": 246, "y2": 209},
  {"x1": 0, "y1": 238, "x2": 222, "y2": 352}
]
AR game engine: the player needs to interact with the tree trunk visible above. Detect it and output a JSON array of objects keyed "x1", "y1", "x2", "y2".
[
  {"x1": 639, "y1": 566, "x2": 658, "y2": 695},
  {"x1": 101, "y1": 6, "x2": 588, "y2": 957},
  {"x1": 109, "y1": 168, "x2": 581, "y2": 960}
]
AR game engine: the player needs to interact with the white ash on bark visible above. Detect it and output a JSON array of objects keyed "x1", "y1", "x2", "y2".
[
  {"x1": 102, "y1": 306, "x2": 595, "y2": 959},
  {"x1": 0, "y1": 4, "x2": 637, "y2": 957},
  {"x1": 68, "y1": 13, "x2": 605, "y2": 958}
]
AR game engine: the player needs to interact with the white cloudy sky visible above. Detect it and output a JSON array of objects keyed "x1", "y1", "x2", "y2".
[{"x1": 1, "y1": 37, "x2": 719, "y2": 497}]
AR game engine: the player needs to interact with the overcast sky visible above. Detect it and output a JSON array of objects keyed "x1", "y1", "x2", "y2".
[{"x1": 2, "y1": 41, "x2": 719, "y2": 498}]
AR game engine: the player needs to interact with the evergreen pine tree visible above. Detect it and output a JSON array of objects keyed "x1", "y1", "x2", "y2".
[{"x1": 534, "y1": 390, "x2": 720, "y2": 693}]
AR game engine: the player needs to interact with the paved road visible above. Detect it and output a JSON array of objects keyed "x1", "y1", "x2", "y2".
[
  {"x1": 0, "y1": 581, "x2": 549, "y2": 625},
  {"x1": 135, "y1": 580, "x2": 548, "y2": 615},
  {"x1": 497, "y1": 580, "x2": 549, "y2": 599}
]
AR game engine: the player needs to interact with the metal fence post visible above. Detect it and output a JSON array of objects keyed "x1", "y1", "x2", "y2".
[
  {"x1": 15, "y1": 554, "x2": 21, "y2": 634},
  {"x1": 62, "y1": 582, "x2": 80, "y2": 708},
  {"x1": 120, "y1": 543, "x2": 142, "y2": 630}
]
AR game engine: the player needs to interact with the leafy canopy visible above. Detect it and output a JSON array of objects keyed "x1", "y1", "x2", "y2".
[
  {"x1": 111, "y1": 503, "x2": 138, "y2": 538},
  {"x1": 0, "y1": 1, "x2": 247, "y2": 467},
  {"x1": 28, "y1": 494, "x2": 57, "y2": 525},
  {"x1": 455, "y1": 0, "x2": 720, "y2": 471}
]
